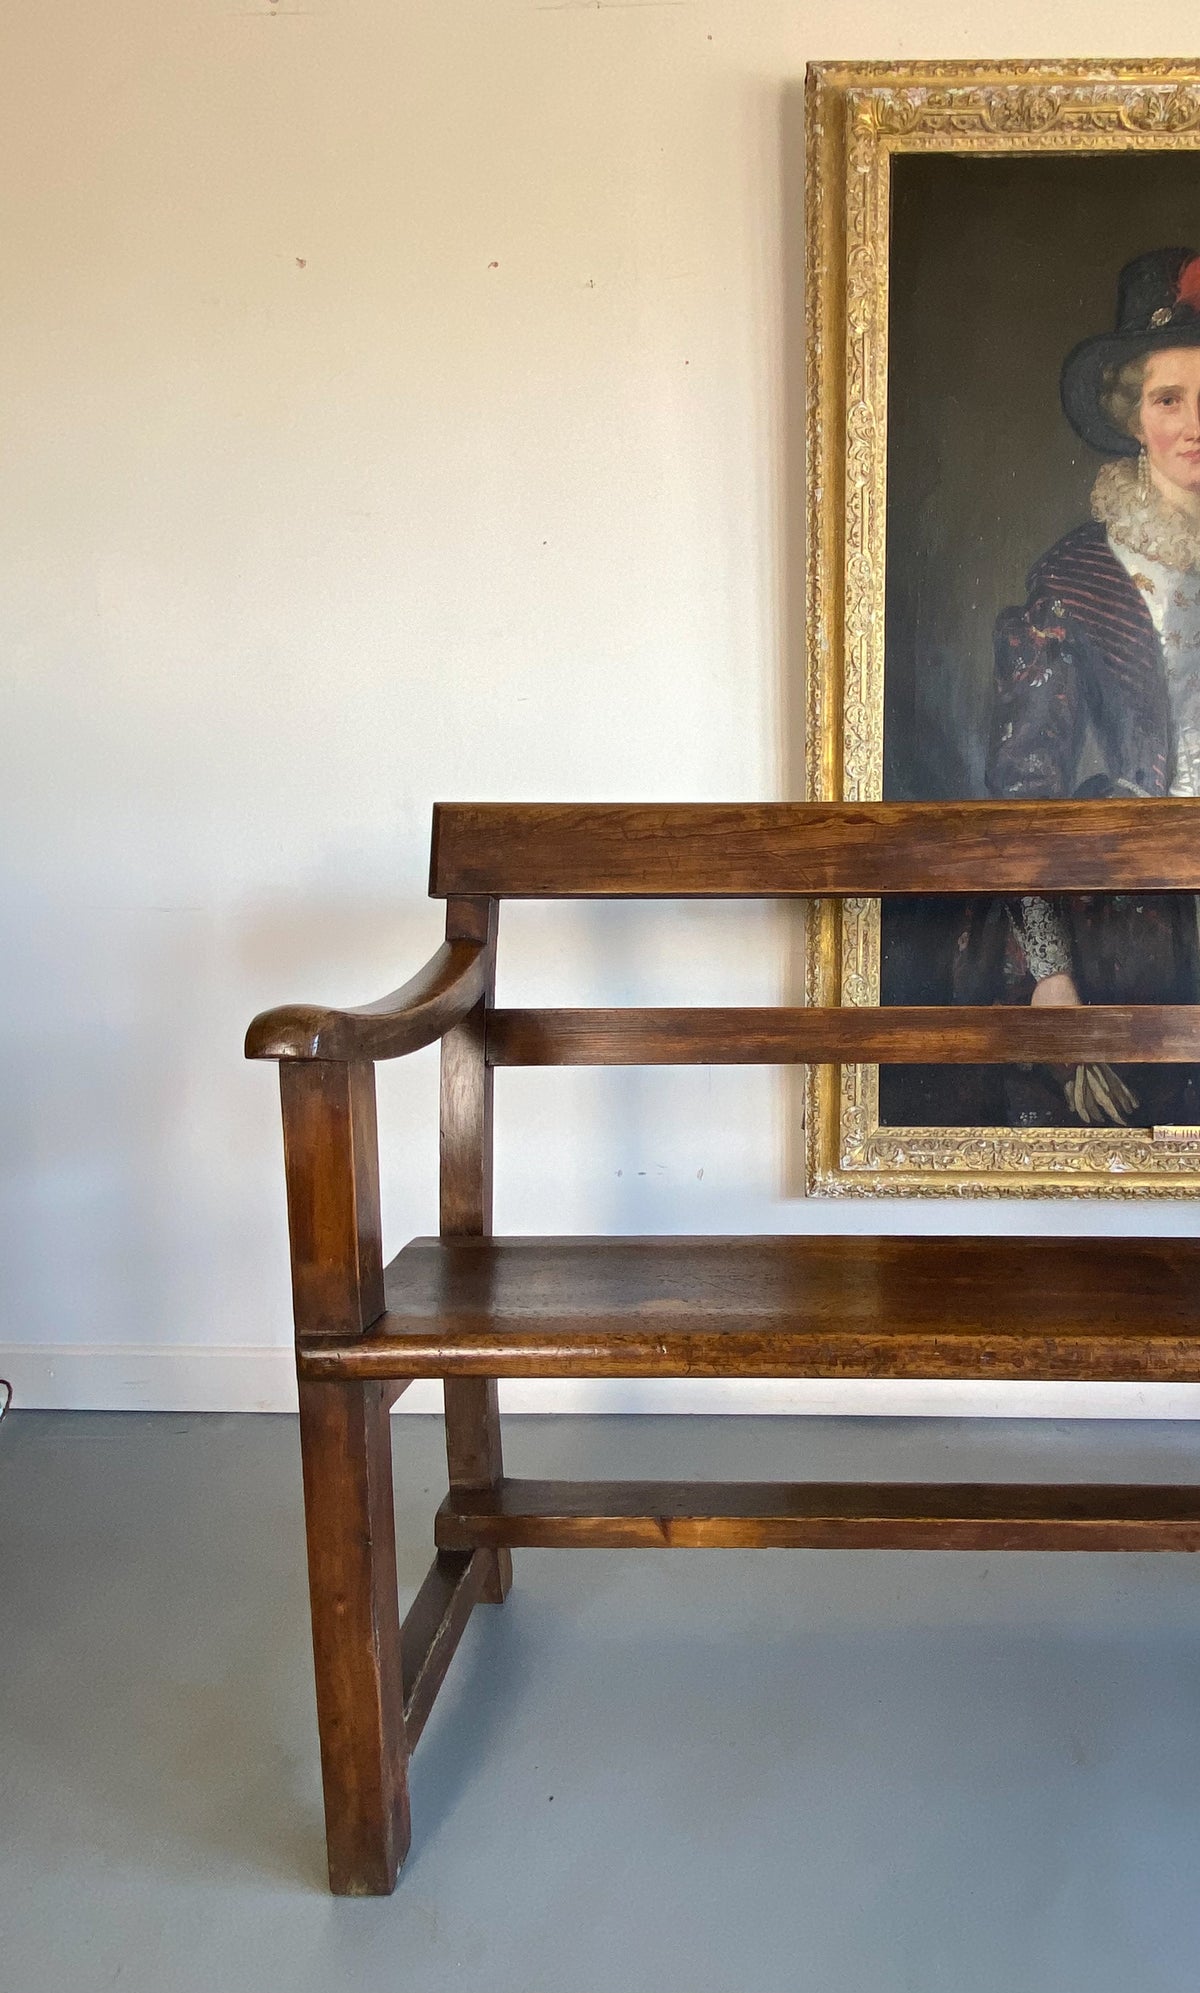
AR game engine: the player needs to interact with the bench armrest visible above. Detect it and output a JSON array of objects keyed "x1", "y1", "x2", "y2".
[{"x1": 245, "y1": 939, "x2": 490, "y2": 1062}]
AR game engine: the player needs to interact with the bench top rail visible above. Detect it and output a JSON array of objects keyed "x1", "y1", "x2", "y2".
[{"x1": 430, "y1": 800, "x2": 1200, "y2": 898}]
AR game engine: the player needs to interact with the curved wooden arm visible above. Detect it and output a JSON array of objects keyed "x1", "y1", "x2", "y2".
[{"x1": 245, "y1": 940, "x2": 490, "y2": 1062}]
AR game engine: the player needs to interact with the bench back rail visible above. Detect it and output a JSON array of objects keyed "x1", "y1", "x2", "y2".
[{"x1": 430, "y1": 799, "x2": 1200, "y2": 897}]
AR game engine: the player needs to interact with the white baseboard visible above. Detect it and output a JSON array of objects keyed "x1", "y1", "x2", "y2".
[{"x1": 3, "y1": 1345, "x2": 1200, "y2": 1418}]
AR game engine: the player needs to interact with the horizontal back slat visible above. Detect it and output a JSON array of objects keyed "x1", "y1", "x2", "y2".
[
  {"x1": 487, "y1": 1005, "x2": 1200, "y2": 1067},
  {"x1": 430, "y1": 800, "x2": 1200, "y2": 897}
]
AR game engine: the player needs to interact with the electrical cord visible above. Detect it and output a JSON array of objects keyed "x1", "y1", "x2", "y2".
[{"x1": 0, "y1": 1379, "x2": 11, "y2": 1424}]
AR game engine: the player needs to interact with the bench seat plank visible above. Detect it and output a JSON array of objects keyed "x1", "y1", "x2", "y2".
[
  {"x1": 434, "y1": 1477, "x2": 1200, "y2": 1551},
  {"x1": 295, "y1": 1235, "x2": 1200, "y2": 1384}
]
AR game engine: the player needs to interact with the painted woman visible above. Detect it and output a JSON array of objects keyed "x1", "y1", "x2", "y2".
[{"x1": 958, "y1": 246, "x2": 1200, "y2": 1128}]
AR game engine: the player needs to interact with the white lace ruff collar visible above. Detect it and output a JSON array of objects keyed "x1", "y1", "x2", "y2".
[{"x1": 1091, "y1": 457, "x2": 1200, "y2": 576}]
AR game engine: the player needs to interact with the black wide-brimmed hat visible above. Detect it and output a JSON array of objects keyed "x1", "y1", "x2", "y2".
[{"x1": 1060, "y1": 246, "x2": 1200, "y2": 455}]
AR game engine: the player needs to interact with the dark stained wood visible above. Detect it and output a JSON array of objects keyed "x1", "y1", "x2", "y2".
[
  {"x1": 400, "y1": 1550, "x2": 491, "y2": 1748},
  {"x1": 285, "y1": 1069, "x2": 403, "y2": 1892},
  {"x1": 440, "y1": 897, "x2": 512, "y2": 1604},
  {"x1": 487, "y1": 1004, "x2": 1200, "y2": 1066},
  {"x1": 430, "y1": 800, "x2": 1200, "y2": 898},
  {"x1": 280, "y1": 1061, "x2": 384, "y2": 1341},
  {"x1": 440, "y1": 901, "x2": 497, "y2": 1237},
  {"x1": 298, "y1": 1380, "x2": 409, "y2": 1895},
  {"x1": 295, "y1": 1234, "x2": 1200, "y2": 1383},
  {"x1": 246, "y1": 937, "x2": 490, "y2": 1062},
  {"x1": 442, "y1": 1377, "x2": 512, "y2": 1603},
  {"x1": 434, "y1": 1478, "x2": 1200, "y2": 1552},
  {"x1": 250, "y1": 795, "x2": 1200, "y2": 1892}
]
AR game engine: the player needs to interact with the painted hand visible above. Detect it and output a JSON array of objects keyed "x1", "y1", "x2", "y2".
[
  {"x1": 1029, "y1": 971, "x2": 1139, "y2": 1124},
  {"x1": 1064, "y1": 1063, "x2": 1140, "y2": 1126},
  {"x1": 1030, "y1": 971, "x2": 1081, "y2": 1007}
]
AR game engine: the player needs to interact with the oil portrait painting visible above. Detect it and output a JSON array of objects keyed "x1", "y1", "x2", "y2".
[{"x1": 805, "y1": 61, "x2": 1200, "y2": 1194}]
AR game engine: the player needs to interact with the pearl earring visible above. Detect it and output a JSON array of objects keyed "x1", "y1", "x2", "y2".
[{"x1": 1138, "y1": 444, "x2": 1150, "y2": 496}]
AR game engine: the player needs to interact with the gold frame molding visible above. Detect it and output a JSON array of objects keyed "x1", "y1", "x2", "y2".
[{"x1": 804, "y1": 58, "x2": 1200, "y2": 1197}]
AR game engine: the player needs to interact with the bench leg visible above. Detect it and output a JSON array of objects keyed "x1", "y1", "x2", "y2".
[
  {"x1": 298, "y1": 1377, "x2": 410, "y2": 1895},
  {"x1": 444, "y1": 1376, "x2": 512, "y2": 1603}
]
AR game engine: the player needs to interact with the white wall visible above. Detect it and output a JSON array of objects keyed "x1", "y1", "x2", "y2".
[{"x1": 4, "y1": 1, "x2": 1199, "y2": 1415}]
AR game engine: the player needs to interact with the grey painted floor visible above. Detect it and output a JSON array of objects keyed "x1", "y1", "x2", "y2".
[{"x1": 4, "y1": 1413, "x2": 1200, "y2": 1991}]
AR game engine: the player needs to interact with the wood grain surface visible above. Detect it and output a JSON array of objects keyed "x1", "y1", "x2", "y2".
[
  {"x1": 246, "y1": 937, "x2": 490, "y2": 1062},
  {"x1": 434, "y1": 1477, "x2": 1200, "y2": 1552},
  {"x1": 297, "y1": 1379, "x2": 409, "y2": 1894},
  {"x1": 487, "y1": 1004, "x2": 1200, "y2": 1065},
  {"x1": 280, "y1": 1060, "x2": 384, "y2": 1342},
  {"x1": 439, "y1": 896, "x2": 513, "y2": 1605},
  {"x1": 294, "y1": 1234, "x2": 1200, "y2": 1384},
  {"x1": 399, "y1": 1549, "x2": 491, "y2": 1749},
  {"x1": 429, "y1": 800, "x2": 1200, "y2": 898}
]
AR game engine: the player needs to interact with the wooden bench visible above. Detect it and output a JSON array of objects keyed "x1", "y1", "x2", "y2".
[{"x1": 245, "y1": 799, "x2": 1200, "y2": 1895}]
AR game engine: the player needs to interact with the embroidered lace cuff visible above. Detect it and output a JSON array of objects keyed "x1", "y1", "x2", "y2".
[{"x1": 1013, "y1": 895, "x2": 1072, "y2": 983}]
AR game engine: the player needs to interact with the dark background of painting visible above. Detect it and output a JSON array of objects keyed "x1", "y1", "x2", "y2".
[{"x1": 879, "y1": 149, "x2": 1200, "y2": 1126}]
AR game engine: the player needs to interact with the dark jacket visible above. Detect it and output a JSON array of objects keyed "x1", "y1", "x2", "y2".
[
  {"x1": 948, "y1": 521, "x2": 1200, "y2": 1126},
  {"x1": 987, "y1": 520, "x2": 1171, "y2": 803}
]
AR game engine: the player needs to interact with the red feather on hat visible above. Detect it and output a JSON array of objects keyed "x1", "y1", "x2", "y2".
[{"x1": 1177, "y1": 254, "x2": 1200, "y2": 311}]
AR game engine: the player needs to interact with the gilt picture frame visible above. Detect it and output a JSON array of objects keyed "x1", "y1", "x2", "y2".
[{"x1": 804, "y1": 58, "x2": 1200, "y2": 1196}]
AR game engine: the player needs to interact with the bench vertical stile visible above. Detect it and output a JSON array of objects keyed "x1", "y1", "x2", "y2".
[
  {"x1": 280, "y1": 1059, "x2": 410, "y2": 1895},
  {"x1": 440, "y1": 895, "x2": 512, "y2": 1602}
]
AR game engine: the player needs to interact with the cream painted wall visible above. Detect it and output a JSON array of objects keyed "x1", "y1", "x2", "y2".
[{"x1": 4, "y1": 1, "x2": 1199, "y2": 1413}]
